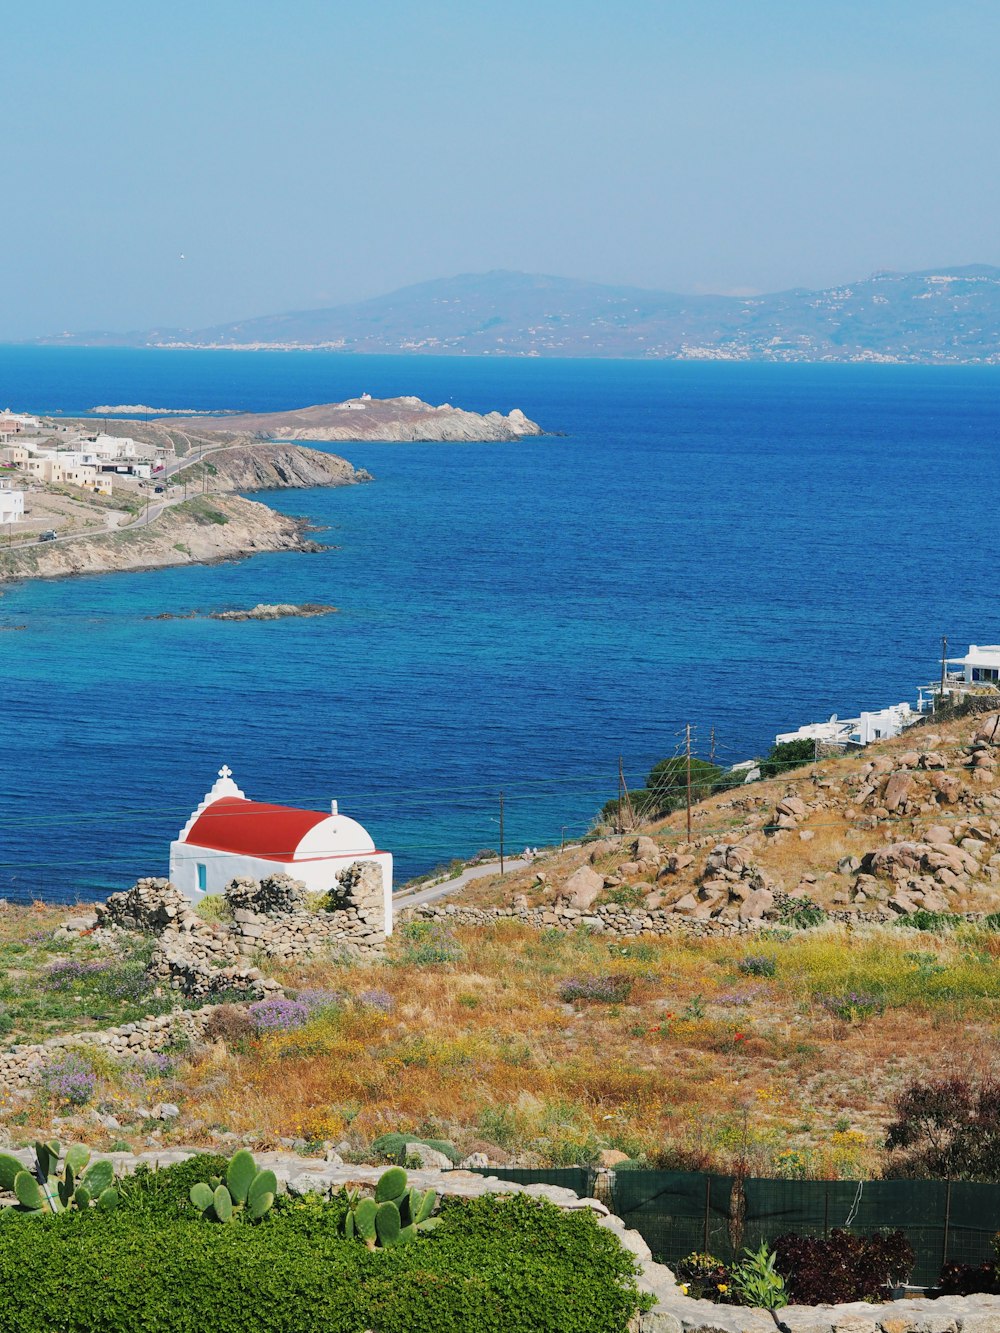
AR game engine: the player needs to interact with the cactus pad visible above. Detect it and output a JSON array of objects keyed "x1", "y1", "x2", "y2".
[
  {"x1": 226, "y1": 1150, "x2": 257, "y2": 1205},
  {"x1": 375, "y1": 1167, "x2": 407, "y2": 1204},
  {"x1": 14, "y1": 1172, "x2": 44, "y2": 1211},
  {"x1": 375, "y1": 1200, "x2": 402, "y2": 1245},
  {"x1": 213, "y1": 1184, "x2": 234, "y2": 1222},
  {"x1": 190, "y1": 1182, "x2": 215, "y2": 1212}
]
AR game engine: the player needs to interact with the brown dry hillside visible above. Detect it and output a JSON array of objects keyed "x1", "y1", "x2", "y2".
[{"x1": 454, "y1": 708, "x2": 1000, "y2": 923}]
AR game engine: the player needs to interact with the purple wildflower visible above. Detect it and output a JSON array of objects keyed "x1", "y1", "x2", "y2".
[
  {"x1": 40, "y1": 1053, "x2": 97, "y2": 1106},
  {"x1": 46, "y1": 958, "x2": 107, "y2": 990},
  {"x1": 296, "y1": 988, "x2": 343, "y2": 1014},
  {"x1": 559, "y1": 975, "x2": 633, "y2": 1004},
  {"x1": 819, "y1": 991, "x2": 885, "y2": 1021},
  {"x1": 247, "y1": 997, "x2": 310, "y2": 1033},
  {"x1": 358, "y1": 988, "x2": 395, "y2": 1013}
]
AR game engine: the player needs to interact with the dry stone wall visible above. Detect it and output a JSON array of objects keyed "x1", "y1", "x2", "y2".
[
  {"x1": 0, "y1": 1008, "x2": 213, "y2": 1091},
  {"x1": 78, "y1": 867, "x2": 389, "y2": 1002}
]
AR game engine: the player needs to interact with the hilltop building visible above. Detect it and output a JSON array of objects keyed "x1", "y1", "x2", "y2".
[
  {"x1": 168, "y1": 766, "x2": 393, "y2": 929},
  {"x1": 945, "y1": 645, "x2": 1000, "y2": 687}
]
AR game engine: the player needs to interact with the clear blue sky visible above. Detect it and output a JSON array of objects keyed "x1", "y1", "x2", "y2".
[{"x1": 3, "y1": 0, "x2": 999, "y2": 337}]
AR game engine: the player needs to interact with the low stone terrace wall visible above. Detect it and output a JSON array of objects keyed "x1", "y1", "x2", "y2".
[{"x1": 0, "y1": 1008, "x2": 213, "y2": 1090}]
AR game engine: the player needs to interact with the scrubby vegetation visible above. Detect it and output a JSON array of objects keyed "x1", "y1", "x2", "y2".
[{"x1": 5, "y1": 901, "x2": 1000, "y2": 1179}]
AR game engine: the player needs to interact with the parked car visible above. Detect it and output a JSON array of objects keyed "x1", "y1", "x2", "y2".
[
  {"x1": 38, "y1": 529, "x2": 57, "y2": 542},
  {"x1": 153, "y1": 485, "x2": 165, "y2": 493}
]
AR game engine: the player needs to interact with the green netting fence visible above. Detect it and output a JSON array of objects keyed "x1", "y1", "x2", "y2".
[
  {"x1": 469, "y1": 1168, "x2": 1000, "y2": 1287},
  {"x1": 614, "y1": 1173, "x2": 1000, "y2": 1287}
]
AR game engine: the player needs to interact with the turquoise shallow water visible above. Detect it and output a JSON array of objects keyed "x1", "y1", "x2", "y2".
[{"x1": 1, "y1": 349, "x2": 999, "y2": 898}]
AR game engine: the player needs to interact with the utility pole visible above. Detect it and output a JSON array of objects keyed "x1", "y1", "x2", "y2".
[
  {"x1": 939, "y1": 635, "x2": 948, "y2": 708},
  {"x1": 560, "y1": 825, "x2": 567, "y2": 851},
  {"x1": 618, "y1": 755, "x2": 635, "y2": 832},
  {"x1": 685, "y1": 723, "x2": 693, "y2": 842},
  {"x1": 499, "y1": 791, "x2": 505, "y2": 875}
]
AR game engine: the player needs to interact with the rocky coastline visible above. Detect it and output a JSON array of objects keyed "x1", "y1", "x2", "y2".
[{"x1": 0, "y1": 494, "x2": 323, "y2": 584}]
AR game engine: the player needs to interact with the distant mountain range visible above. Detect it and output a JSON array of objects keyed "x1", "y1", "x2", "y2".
[{"x1": 36, "y1": 266, "x2": 1000, "y2": 362}]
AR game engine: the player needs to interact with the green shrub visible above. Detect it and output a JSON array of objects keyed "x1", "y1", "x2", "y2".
[
  {"x1": 0, "y1": 1192, "x2": 646, "y2": 1332},
  {"x1": 370, "y1": 1132, "x2": 461, "y2": 1165},
  {"x1": 777, "y1": 896, "x2": 827, "y2": 929},
  {"x1": 393, "y1": 921, "x2": 465, "y2": 966},
  {"x1": 116, "y1": 1153, "x2": 230, "y2": 1219},
  {"x1": 758, "y1": 739, "x2": 815, "y2": 780},
  {"x1": 892, "y1": 910, "x2": 958, "y2": 932}
]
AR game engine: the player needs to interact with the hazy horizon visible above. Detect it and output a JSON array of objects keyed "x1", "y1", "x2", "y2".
[{"x1": 5, "y1": 0, "x2": 1000, "y2": 340}]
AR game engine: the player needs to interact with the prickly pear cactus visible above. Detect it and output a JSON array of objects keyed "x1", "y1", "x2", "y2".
[
  {"x1": 0, "y1": 1142, "x2": 119, "y2": 1220},
  {"x1": 189, "y1": 1152, "x2": 276, "y2": 1224},
  {"x1": 342, "y1": 1168, "x2": 438, "y2": 1248}
]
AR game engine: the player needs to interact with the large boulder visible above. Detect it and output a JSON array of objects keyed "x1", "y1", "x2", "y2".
[
  {"x1": 975, "y1": 714, "x2": 1000, "y2": 746},
  {"x1": 882, "y1": 772, "x2": 913, "y2": 812},
  {"x1": 631, "y1": 835, "x2": 660, "y2": 864},
  {"x1": 558, "y1": 864, "x2": 605, "y2": 910},
  {"x1": 929, "y1": 772, "x2": 963, "y2": 804},
  {"x1": 775, "y1": 796, "x2": 807, "y2": 818}
]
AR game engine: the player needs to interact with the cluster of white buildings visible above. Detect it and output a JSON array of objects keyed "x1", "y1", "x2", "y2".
[
  {"x1": 772, "y1": 643, "x2": 1000, "y2": 755},
  {"x1": 0, "y1": 420, "x2": 170, "y2": 525},
  {"x1": 774, "y1": 701, "x2": 923, "y2": 751}
]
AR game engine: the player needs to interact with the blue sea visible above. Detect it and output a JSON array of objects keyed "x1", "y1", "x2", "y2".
[{"x1": 1, "y1": 347, "x2": 998, "y2": 900}]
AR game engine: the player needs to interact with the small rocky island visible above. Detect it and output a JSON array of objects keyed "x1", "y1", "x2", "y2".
[
  {"x1": 158, "y1": 395, "x2": 543, "y2": 442},
  {"x1": 149, "y1": 603, "x2": 337, "y2": 622}
]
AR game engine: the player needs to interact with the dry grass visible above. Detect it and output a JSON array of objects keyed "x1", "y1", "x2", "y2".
[{"x1": 2, "y1": 915, "x2": 992, "y2": 1176}]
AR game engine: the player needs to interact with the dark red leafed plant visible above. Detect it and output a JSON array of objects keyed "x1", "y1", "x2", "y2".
[
  {"x1": 884, "y1": 1076, "x2": 1000, "y2": 1181},
  {"x1": 772, "y1": 1229, "x2": 914, "y2": 1305},
  {"x1": 937, "y1": 1262, "x2": 1000, "y2": 1296}
]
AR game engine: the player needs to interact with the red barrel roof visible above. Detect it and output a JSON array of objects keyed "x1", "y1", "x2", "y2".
[{"x1": 185, "y1": 797, "x2": 329, "y2": 862}]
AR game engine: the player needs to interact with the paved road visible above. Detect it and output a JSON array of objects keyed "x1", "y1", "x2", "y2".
[
  {"x1": 393, "y1": 857, "x2": 533, "y2": 910},
  {"x1": 24, "y1": 443, "x2": 230, "y2": 550}
]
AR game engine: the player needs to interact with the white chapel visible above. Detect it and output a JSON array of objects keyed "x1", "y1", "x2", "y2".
[{"x1": 168, "y1": 766, "x2": 393, "y2": 932}]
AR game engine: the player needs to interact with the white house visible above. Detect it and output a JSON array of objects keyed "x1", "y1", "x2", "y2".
[
  {"x1": 776, "y1": 701, "x2": 921, "y2": 750},
  {"x1": 945, "y1": 645, "x2": 1000, "y2": 687},
  {"x1": 0, "y1": 479, "x2": 24, "y2": 524},
  {"x1": 168, "y1": 766, "x2": 393, "y2": 931},
  {"x1": 89, "y1": 433, "x2": 137, "y2": 460}
]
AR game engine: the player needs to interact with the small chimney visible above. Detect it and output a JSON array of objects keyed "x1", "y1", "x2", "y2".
[{"x1": 331, "y1": 799, "x2": 338, "y2": 816}]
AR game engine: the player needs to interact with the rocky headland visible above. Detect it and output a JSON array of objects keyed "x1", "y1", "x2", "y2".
[
  {"x1": 0, "y1": 495, "x2": 322, "y2": 583},
  {"x1": 0, "y1": 442, "x2": 368, "y2": 585},
  {"x1": 159, "y1": 396, "x2": 543, "y2": 442},
  {"x1": 176, "y1": 441, "x2": 371, "y2": 489}
]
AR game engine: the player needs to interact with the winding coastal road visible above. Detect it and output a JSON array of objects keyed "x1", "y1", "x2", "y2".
[{"x1": 32, "y1": 444, "x2": 230, "y2": 549}]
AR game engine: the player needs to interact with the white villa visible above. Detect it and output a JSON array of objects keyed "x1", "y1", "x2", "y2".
[
  {"x1": 168, "y1": 766, "x2": 393, "y2": 930},
  {"x1": 0, "y1": 479, "x2": 24, "y2": 524},
  {"x1": 775, "y1": 700, "x2": 922, "y2": 750},
  {"x1": 945, "y1": 644, "x2": 1000, "y2": 687}
]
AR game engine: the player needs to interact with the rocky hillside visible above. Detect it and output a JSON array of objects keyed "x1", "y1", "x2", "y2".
[
  {"x1": 0, "y1": 495, "x2": 320, "y2": 583},
  {"x1": 177, "y1": 441, "x2": 370, "y2": 490},
  {"x1": 162, "y1": 397, "x2": 543, "y2": 443},
  {"x1": 457, "y1": 708, "x2": 1000, "y2": 927}
]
